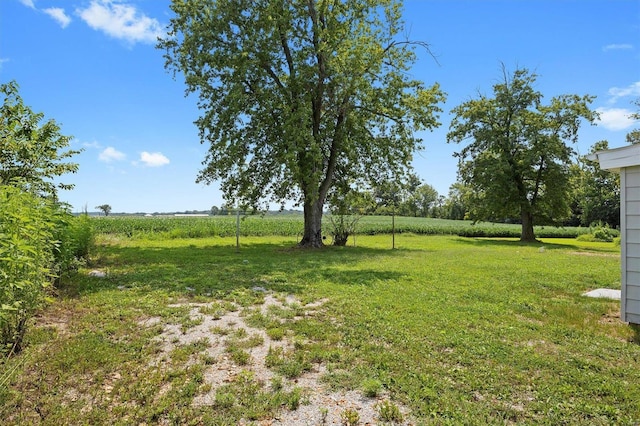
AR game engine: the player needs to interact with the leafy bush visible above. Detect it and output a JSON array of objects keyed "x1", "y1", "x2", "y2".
[
  {"x1": 0, "y1": 186, "x2": 56, "y2": 355},
  {"x1": 576, "y1": 222, "x2": 618, "y2": 243},
  {"x1": 52, "y1": 212, "x2": 95, "y2": 279},
  {"x1": 0, "y1": 187, "x2": 93, "y2": 355}
]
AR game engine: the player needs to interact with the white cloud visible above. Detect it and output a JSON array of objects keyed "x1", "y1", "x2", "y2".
[
  {"x1": 607, "y1": 81, "x2": 640, "y2": 104},
  {"x1": 0, "y1": 58, "x2": 9, "y2": 71},
  {"x1": 596, "y1": 107, "x2": 637, "y2": 131},
  {"x1": 603, "y1": 43, "x2": 633, "y2": 52},
  {"x1": 99, "y1": 146, "x2": 127, "y2": 162},
  {"x1": 43, "y1": 8, "x2": 72, "y2": 28},
  {"x1": 139, "y1": 151, "x2": 170, "y2": 167},
  {"x1": 76, "y1": 0, "x2": 163, "y2": 45},
  {"x1": 19, "y1": 0, "x2": 36, "y2": 9},
  {"x1": 83, "y1": 140, "x2": 102, "y2": 149}
]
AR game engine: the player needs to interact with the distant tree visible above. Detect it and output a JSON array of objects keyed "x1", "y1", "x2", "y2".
[
  {"x1": 571, "y1": 141, "x2": 620, "y2": 227},
  {"x1": 210, "y1": 205, "x2": 220, "y2": 216},
  {"x1": 95, "y1": 204, "x2": 112, "y2": 216},
  {"x1": 431, "y1": 194, "x2": 446, "y2": 218},
  {"x1": 0, "y1": 80, "x2": 80, "y2": 198},
  {"x1": 626, "y1": 98, "x2": 640, "y2": 145},
  {"x1": 159, "y1": 0, "x2": 444, "y2": 247},
  {"x1": 442, "y1": 182, "x2": 470, "y2": 220},
  {"x1": 372, "y1": 178, "x2": 404, "y2": 216},
  {"x1": 447, "y1": 67, "x2": 597, "y2": 241},
  {"x1": 406, "y1": 183, "x2": 438, "y2": 217}
]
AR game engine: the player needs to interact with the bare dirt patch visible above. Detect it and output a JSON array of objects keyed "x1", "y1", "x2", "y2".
[
  {"x1": 567, "y1": 251, "x2": 618, "y2": 258},
  {"x1": 141, "y1": 293, "x2": 414, "y2": 425}
]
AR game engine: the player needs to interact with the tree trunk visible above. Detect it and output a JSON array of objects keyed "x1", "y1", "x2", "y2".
[
  {"x1": 299, "y1": 198, "x2": 324, "y2": 248},
  {"x1": 520, "y1": 210, "x2": 537, "y2": 242}
]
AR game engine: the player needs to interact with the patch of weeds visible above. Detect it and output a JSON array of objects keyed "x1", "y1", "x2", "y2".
[
  {"x1": 229, "y1": 332, "x2": 265, "y2": 350},
  {"x1": 198, "y1": 303, "x2": 227, "y2": 319},
  {"x1": 214, "y1": 391, "x2": 236, "y2": 409},
  {"x1": 180, "y1": 316, "x2": 204, "y2": 333},
  {"x1": 224, "y1": 289, "x2": 264, "y2": 307},
  {"x1": 270, "y1": 375, "x2": 283, "y2": 391},
  {"x1": 284, "y1": 386, "x2": 303, "y2": 410},
  {"x1": 243, "y1": 333, "x2": 265, "y2": 348},
  {"x1": 377, "y1": 400, "x2": 404, "y2": 422},
  {"x1": 266, "y1": 327, "x2": 286, "y2": 341},
  {"x1": 322, "y1": 369, "x2": 359, "y2": 391},
  {"x1": 265, "y1": 346, "x2": 311, "y2": 379},
  {"x1": 226, "y1": 345, "x2": 251, "y2": 366},
  {"x1": 244, "y1": 310, "x2": 269, "y2": 328},
  {"x1": 279, "y1": 354, "x2": 311, "y2": 379},
  {"x1": 201, "y1": 353, "x2": 217, "y2": 365},
  {"x1": 265, "y1": 346, "x2": 285, "y2": 368},
  {"x1": 341, "y1": 408, "x2": 360, "y2": 425},
  {"x1": 267, "y1": 304, "x2": 296, "y2": 320},
  {"x1": 210, "y1": 325, "x2": 231, "y2": 335},
  {"x1": 233, "y1": 328, "x2": 248, "y2": 339},
  {"x1": 361, "y1": 378, "x2": 383, "y2": 397},
  {"x1": 170, "y1": 338, "x2": 210, "y2": 363}
]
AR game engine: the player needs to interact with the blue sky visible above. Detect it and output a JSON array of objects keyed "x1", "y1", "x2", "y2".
[{"x1": 1, "y1": 0, "x2": 638, "y2": 213}]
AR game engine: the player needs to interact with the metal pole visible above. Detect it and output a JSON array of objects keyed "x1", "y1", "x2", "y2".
[
  {"x1": 236, "y1": 207, "x2": 240, "y2": 252},
  {"x1": 392, "y1": 207, "x2": 395, "y2": 249}
]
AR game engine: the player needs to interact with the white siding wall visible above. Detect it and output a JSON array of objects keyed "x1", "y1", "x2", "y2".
[{"x1": 623, "y1": 166, "x2": 640, "y2": 324}]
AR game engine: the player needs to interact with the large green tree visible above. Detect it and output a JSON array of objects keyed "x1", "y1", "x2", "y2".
[
  {"x1": 1, "y1": 81, "x2": 80, "y2": 198},
  {"x1": 447, "y1": 68, "x2": 597, "y2": 241},
  {"x1": 159, "y1": 0, "x2": 444, "y2": 247}
]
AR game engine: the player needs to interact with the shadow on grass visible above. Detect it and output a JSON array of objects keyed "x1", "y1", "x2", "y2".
[
  {"x1": 454, "y1": 237, "x2": 617, "y2": 253},
  {"x1": 59, "y1": 241, "x2": 406, "y2": 298}
]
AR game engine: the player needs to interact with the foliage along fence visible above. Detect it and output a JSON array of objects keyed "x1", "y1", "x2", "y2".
[
  {"x1": 90, "y1": 215, "x2": 606, "y2": 240},
  {"x1": 0, "y1": 187, "x2": 94, "y2": 356}
]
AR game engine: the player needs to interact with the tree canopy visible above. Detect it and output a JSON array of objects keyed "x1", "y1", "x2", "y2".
[
  {"x1": 95, "y1": 204, "x2": 112, "y2": 216},
  {"x1": 447, "y1": 67, "x2": 597, "y2": 241},
  {"x1": 0, "y1": 80, "x2": 80, "y2": 198},
  {"x1": 159, "y1": 0, "x2": 445, "y2": 247},
  {"x1": 570, "y1": 141, "x2": 620, "y2": 228}
]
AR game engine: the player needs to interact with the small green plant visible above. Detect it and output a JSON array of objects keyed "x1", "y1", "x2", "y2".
[
  {"x1": 270, "y1": 375, "x2": 283, "y2": 391},
  {"x1": 266, "y1": 327, "x2": 286, "y2": 341},
  {"x1": 180, "y1": 316, "x2": 204, "y2": 333},
  {"x1": 377, "y1": 400, "x2": 404, "y2": 422},
  {"x1": 319, "y1": 407, "x2": 329, "y2": 424},
  {"x1": 265, "y1": 346, "x2": 285, "y2": 368},
  {"x1": 210, "y1": 326, "x2": 231, "y2": 335},
  {"x1": 285, "y1": 386, "x2": 302, "y2": 410},
  {"x1": 227, "y1": 346, "x2": 251, "y2": 365},
  {"x1": 214, "y1": 391, "x2": 235, "y2": 409},
  {"x1": 199, "y1": 302, "x2": 226, "y2": 319},
  {"x1": 341, "y1": 408, "x2": 360, "y2": 425},
  {"x1": 361, "y1": 378, "x2": 383, "y2": 397}
]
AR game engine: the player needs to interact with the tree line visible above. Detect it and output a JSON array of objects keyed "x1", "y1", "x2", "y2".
[{"x1": 159, "y1": 0, "x2": 637, "y2": 245}]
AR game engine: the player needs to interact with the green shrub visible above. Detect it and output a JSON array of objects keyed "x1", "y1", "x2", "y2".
[
  {"x1": 576, "y1": 223, "x2": 617, "y2": 243},
  {"x1": 52, "y1": 212, "x2": 95, "y2": 279},
  {"x1": 0, "y1": 186, "x2": 55, "y2": 355}
]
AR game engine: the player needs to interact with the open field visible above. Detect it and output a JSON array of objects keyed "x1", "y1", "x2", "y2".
[
  {"x1": 1, "y1": 234, "x2": 638, "y2": 424},
  {"x1": 90, "y1": 215, "x2": 604, "y2": 240}
]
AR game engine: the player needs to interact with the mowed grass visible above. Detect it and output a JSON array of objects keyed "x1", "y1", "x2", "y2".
[{"x1": 1, "y1": 234, "x2": 639, "y2": 424}]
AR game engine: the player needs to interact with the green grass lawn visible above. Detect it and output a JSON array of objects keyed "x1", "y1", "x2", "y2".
[{"x1": 1, "y1": 234, "x2": 638, "y2": 424}]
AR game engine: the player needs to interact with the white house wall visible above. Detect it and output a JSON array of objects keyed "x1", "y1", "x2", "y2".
[{"x1": 623, "y1": 165, "x2": 640, "y2": 324}]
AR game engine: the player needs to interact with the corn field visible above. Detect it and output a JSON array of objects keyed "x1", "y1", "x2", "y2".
[{"x1": 90, "y1": 215, "x2": 602, "y2": 240}]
